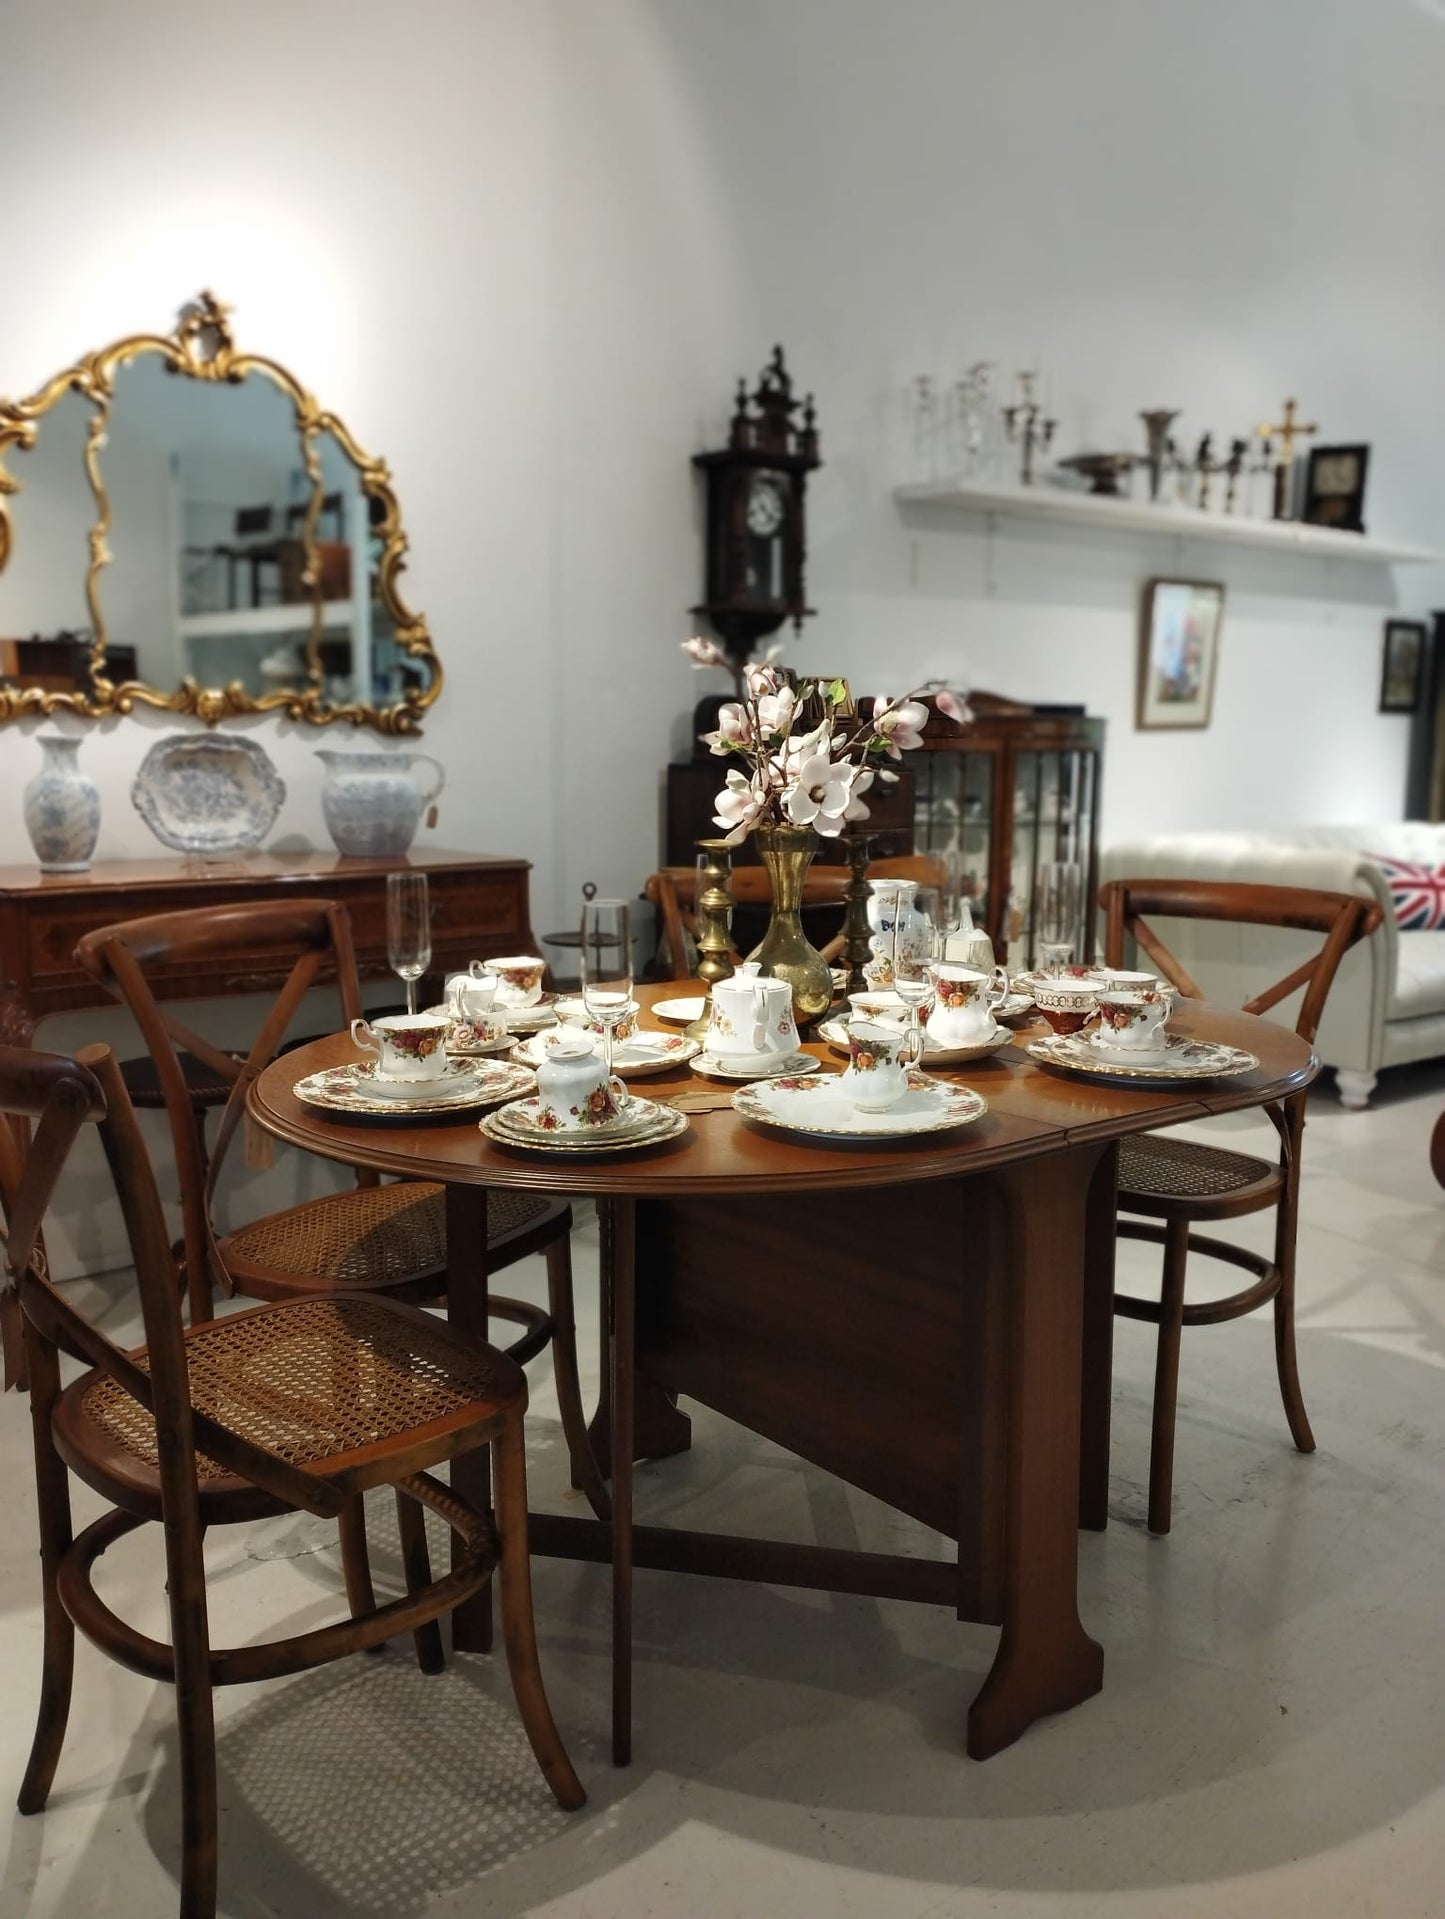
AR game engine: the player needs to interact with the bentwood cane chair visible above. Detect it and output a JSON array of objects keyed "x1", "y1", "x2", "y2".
[
  {"x1": 74, "y1": 902, "x2": 611, "y2": 1566},
  {"x1": 0, "y1": 1042, "x2": 584, "y2": 1919},
  {"x1": 1099, "y1": 878, "x2": 1381, "y2": 1534}
]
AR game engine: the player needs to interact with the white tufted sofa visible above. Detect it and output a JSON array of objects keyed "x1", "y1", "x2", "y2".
[{"x1": 1100, "y1": 823, "x2": 1445, "y2": 1109}]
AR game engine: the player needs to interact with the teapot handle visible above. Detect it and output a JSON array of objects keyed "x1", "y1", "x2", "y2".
[{"x1": 410, "y1": 754, "x2": 446, "y2": 809}]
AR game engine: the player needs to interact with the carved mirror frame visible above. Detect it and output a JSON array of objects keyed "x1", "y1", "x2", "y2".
[{"x1": 0, "y1": 292, "x2": 442, "y2": 733}]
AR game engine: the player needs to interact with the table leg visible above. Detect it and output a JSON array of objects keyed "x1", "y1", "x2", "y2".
[
  {"x1": 601, "y1": 1195, "x2": 636, "y2": 1766},
  {"x1": 966, "y1": 1147, "x2": 1105, "y2": 1761},
  {"x1": 445, "y1": 1182, "x2": 493, "y2": 1654},
  {"x1": 1079, "y1": 1140, "x2": 1118, "y2": 1531}
]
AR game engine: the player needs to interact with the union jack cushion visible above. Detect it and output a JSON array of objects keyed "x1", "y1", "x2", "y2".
[{"x1": 1369, "y1": 854, "x2": 1445, "y2": 931}]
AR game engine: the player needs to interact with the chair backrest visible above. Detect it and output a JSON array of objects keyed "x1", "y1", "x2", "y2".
[
  {"x1": 74, "y1": 898, "x2": 369, "y2": 1321},
  {"x1": 0, "y1": 1043, "x2": 341, "y2": 1521},
  {"x1": 1098, "y1": 878, "x2": 1382, "y2": 1048}
]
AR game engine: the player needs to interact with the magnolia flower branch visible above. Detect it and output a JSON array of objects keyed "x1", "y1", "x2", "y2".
[{"x1": 680, "y1": 637, "x2": 970, "y2": 846}]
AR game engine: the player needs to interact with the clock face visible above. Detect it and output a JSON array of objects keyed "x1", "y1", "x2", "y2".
[
  {"x1": 745, "y1": 474, "x2": 787, "y2": 538},
  {"x1": 1313, "y1": 453, "x2": 1360, "y2": 496}
]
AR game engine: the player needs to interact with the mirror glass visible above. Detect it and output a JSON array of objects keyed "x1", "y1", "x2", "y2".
[
  {"x1": 0, "y1": 389, "x2": 106, "y2": 700},
  {"x1": 0, "y1": 296, "x2": 439, "y2": 730}
]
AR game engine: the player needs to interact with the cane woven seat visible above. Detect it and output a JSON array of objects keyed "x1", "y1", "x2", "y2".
[
  {"x1": 1117, "y1": 1134, "x2": 1281, "y2": 1209},
  {"x1": 217, "y1": 1183, "x2": 554, "y2": 1292},
  {"x1": 56, "y1": 1294, "x2": 523, "y2": 1515}
]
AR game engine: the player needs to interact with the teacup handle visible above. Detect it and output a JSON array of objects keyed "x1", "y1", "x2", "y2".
[
  {"x1": 984, "y1": 965, "x2": 1009, "y2": 1008},
  {"x1": 350, "y1": 1017, "x2": 379, "y2": 1058},
  {"x1": 901, "y1": 1024, "x2": 925, "y2": 1070},
  {"x1": 467, "y1": 959, "x2": 489, "y2": 979},
  {"x1": 606, "y1": 1073, "x2": 630, "y2": 1110}
]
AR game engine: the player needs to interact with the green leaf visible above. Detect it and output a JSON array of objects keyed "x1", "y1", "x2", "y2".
[{"x1": 828, "y1": 678, "x2": 848, "y2": 705}]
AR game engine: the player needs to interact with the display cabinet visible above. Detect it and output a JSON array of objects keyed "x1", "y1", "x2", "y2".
[{"x1": 901, "y1": 693, "x2": 1105, "y2": 969}]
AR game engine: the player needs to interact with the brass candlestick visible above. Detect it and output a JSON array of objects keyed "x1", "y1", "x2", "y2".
[
  {"x1": 841, "y1": 830, "x2": 878, "y2": 994},
  {"x1": 687, "y1": 837, "x2": 734, "y2": 1039}
]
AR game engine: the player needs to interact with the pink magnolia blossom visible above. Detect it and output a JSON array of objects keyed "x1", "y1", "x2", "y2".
[
  {"x1": 681, "y1": 634, "x2": 729, "y2": 668},
  {"x1": 702, "y1": 701, "x2": 753, "y2": 756},
  {"x1": 713, "y1": 768, "x2": 767, "y2": 845},
  {"x1": 844, "y1": 765, "x2": 874, "y2": 822},
  {"x1": 754, "y1": 686, "x2": 797, "y2": 739},
  {"x1": 784, "y1": 752, "x2": 854, "y2": 834},
  {"x1": 932, "y1": 687, "x2": 971, "y2": 724},
  {"x1": 744, "y1": 661, "x2": 785, "y2": 698},
  {"x1": 871, "y1": 696, "x2": 930, "y2": 758}
]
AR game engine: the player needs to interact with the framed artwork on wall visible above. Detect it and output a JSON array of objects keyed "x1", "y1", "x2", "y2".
[
  {"x1": 1379, "y1": 619, "x2": 1425, "y2": 714},
  {"x1": 1136, "y1": 578, "x2": 1224, "y2": 730}
]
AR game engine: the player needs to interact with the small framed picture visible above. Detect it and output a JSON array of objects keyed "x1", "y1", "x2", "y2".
[
  {"x1": 1379, "y1": 619, "x2": 1425, "y2": 714},
  {"x1": 1301, "y1": 442, "x2": 1370, "y2": 533},
  {"x1": 1137, "y1": 579, "x2": 1224, "y2": 730}
]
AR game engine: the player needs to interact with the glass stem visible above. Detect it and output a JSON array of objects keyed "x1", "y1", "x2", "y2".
[
  {"x1": 603, "y1": 1022, "x2": 614, "y2": 1078},
  {"x1": 406, "y1": 975, "x2": 418, "y2": 1015}
]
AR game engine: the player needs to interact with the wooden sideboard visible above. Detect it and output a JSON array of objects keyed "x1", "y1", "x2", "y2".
[{"x1": 0, "y1": 849, "x2": 536, "y2": 1044}]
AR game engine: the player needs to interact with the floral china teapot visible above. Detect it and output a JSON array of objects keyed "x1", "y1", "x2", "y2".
[{"x1": 707, "y1": 963, "x2": 797, "y2": 1066}]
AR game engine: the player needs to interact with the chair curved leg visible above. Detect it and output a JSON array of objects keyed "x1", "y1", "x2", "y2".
[
  {"x1": 337, "y1": 1496, "x2": 385, "y2": 1659},
  {"x1": 546, "y1": 1237, "x2": 612, "y2": 1521},
  {"x1": 1273, "y1": 1187, "x2": 1316, "y2": 1455},
  {"x1": 18, "y1": 1330, "x2": 75, "y2": 1815},
  {"x1": 491, "y1": 1421, "x2": 586, "y2": 1811},
  {"x1": 1147, "y1": 1218, "x2": 1191, "y2": 1536},
  {"x1": 162, "y1": 1493, "x2": 218, "y2": 1916},
  {"x1": 395, "y1": 1488, "x2": 446, "y2": 1675}
]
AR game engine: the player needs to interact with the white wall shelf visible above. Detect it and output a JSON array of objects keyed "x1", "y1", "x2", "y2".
[{"x1": 894, "y1": 478, "x2": 1440, "y2": 565}]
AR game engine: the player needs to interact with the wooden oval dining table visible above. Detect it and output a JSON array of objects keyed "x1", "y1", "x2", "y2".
[{"x1": 249, "y1": 983, "x2": 1315, "y2": 1766}]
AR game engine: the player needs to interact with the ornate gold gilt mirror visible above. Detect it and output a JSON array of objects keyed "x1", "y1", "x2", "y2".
[{"x1": 0, "y1": 293, "x2": 441, "y2": 732}]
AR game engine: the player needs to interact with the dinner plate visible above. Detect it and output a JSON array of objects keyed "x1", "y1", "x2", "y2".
[
  {"x1": 653, "y1": 995, "x2": 708, "y2": 1024},
  {"x1": 509, "y1": 1030, "x2": 700, "y2": 1077},
  {"x1": 817, "y1": 1016, "x2": 1010, "y2": 1069},
  {"x1": 732, "y1": 1070, "x2": 987, "y2": 1140},
  {"x1": 294, "y1": 1059, "x2": 534, "y2": 1117},
  {"x1": 690, "y1": 1050, "x2": 820, "y2": 1083},
  {"x1": 480, "y1": 1095, "x2": 688, "y2": 1154},
  {"x1": 1025, "y1": 1033, "x2": 1260, "y2": 1086}
]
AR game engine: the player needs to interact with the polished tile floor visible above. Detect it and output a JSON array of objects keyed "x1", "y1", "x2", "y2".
[{"x1": 1, "y1": 1065, "x2": 1442, "y2": 1918}]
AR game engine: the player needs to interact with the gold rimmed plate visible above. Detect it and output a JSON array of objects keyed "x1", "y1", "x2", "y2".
[
  {"x1": 480, "y1": 1095, "x2": 689, "y2": 1154},
  {"x1": 690, "y1": 1050, "x2": 821, "y2": 1083},
  {"x1": 509, "y1": 1030, "x2": 701, "y2": 1077},
  {"x1": 295, "y1": 1059, "x2": 534, "y2": 1118},
  {"x1": 732, "y1": 1070, "x2": 988, "y2": 1140},
  {"x1": 817, "y1": 1016, "x2": 1010, "y2": 1069},
  {"x1": 1025, "y1": 1033, "x2": 1260, "y2": 1086}
]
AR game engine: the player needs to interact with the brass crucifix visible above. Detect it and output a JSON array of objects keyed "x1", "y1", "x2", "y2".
[{"x1": 1257, "y1": 397, "x2": 1318, "y2": 520}]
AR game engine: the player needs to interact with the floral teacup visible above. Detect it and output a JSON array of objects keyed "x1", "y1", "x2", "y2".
[
  {"x1": 350, "y1": 1012, "x2": 451, "y2": 1081},
  {"x1": 534, "y1": 1036, "x2": 629, "y2": 1130},
  {"x1": 926, "y1": 963, "x2": 1004, "y2": 1048},
  {"x1": 1095, "y1": 991, "x2": 1170, "y2": 1051},
  {"x1": 847, "y1": 991, "x2": 906, "y2": 1026},
  {"x1": 1032, "y1": 977, "x2": 1102, "y2": 1037},
  {"x1": 484, "y1": 954, "x2": 548, "y2": 1008},
  {"x1": 844, "y1": 1016, "x2": 923, "y2": 1111}
]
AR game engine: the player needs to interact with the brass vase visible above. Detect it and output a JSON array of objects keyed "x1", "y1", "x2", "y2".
[{"x1": 748, "y1": 822, "x2": 833, "y2": 1025}]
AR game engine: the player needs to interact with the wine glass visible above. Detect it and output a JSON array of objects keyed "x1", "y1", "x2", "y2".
[
  {"x1": 892, "y1": 886, "x2": 937, "y2": 1055},
  {"x1": 579, "y1": 896, "x2": 633, "y2": 1080},
  {"x1": 1036, "y1": 861, "x2": 1083, "y2": 976},
  {"x1": 386, "y1": 870, "x2": 431, "y2": 1014}
]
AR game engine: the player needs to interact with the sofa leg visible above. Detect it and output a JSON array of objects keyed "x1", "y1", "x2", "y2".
[{"x1": 1336, "y1": 1069, "x2": 1377, "y2": 1111}]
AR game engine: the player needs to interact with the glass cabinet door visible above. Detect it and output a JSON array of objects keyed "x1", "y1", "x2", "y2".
[
  {"x1": 1010, "y1": 748, "x2": 1098, "y2": 968},
  {"x1": 904, "y1": 746, "x2": 995, "y2": 925}
]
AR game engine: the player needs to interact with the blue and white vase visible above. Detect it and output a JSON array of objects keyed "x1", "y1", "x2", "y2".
[
  {"x1": 316, "y1": 748, "x2": 446, "y2": 857},
  {"x1": 23, "y1": 733, "x2": 101, "y2": 872}
]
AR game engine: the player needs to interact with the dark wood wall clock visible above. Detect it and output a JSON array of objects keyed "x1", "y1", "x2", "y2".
[{"x1": 692, "y1": 346, "x2": 820, "y2": 664}]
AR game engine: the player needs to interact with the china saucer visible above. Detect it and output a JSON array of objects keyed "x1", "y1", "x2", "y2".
[
  {"x1": 818, "y1": 1016, "x2": 1009, "y2": 1068},
  {"x1": 499, "y1": 994, "x2": 559, "y2": 1034},
  {"x1": 294, "y1": 1059, "x2": 534, "y2": 1118},
  {"x1": 1026, "y1": 1033, "x2": 1260, "y2": 1086},
  {"x1": 690, "y1": 1050, "x2": 820, "y2": 1083},
  {"x1": 480, "y1": 1094, "x2": 688, "y2": 1154},
  {"x1": 732, "y1": 1071, "x2": 987, "y2": 1140},
  {"x1": 357, "y1": 1061, "x2": 498, "y2": 1102},
  {"x1": 653, "y1": 995, "x2": 708, "y2": 1024},
  {"x1": 510, "y1": 1030, "x2": 700, "y2": 1077}
]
